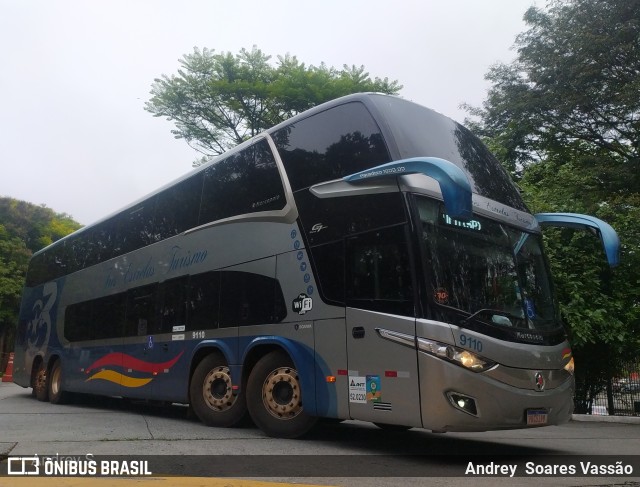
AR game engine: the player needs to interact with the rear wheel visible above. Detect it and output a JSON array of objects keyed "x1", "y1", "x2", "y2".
[
  {"x1": 190, "y1": 354, "x2": 247, "y2": 427},
  {"x1": 48, "y1": 359, "x2": 69, "y2": 404},
  {"x1": 33, "y1": 362, "x2": 48, "y2": 402},
  {"x1": 246, "y1": 350, "x2": 317, "y2": 438}
]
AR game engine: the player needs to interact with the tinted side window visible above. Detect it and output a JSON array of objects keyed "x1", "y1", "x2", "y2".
[
  {"x1": 87, "y1": 220, "x2": 119, "y2": 265},
  {"x1": 120, "y1": 200, "x2": 157, "y2": 254},
  {"x1": 93, "y1": 294, "x2": 126, "y2": 339},
  {"x1": 64, "y1": 301, "x2": 93, "y2": 341},
  {"x1": 187, "y1": 271, "x2": 220, "y2": 330},
  {"x1": 295, "y1": 190, "x2": 407, "y2": 246},
  {"x1": 346, "y1": 225, "x2": 414, "y2": 316},
  {"x1": 124, "y1": 284, "x2": 158, "y2": 337},
  {"x1": 155, "y1": 173, "x2": 203, "y2": 239},
  {"x1": 271, "y1": 102, "x2": 390, "y2": 191},
  {"x1": 158, "y1": 277, "x2": 189, "y2": 334},
  {"x1": 199, "y1": 139, "x2": 286, "y2": 225},
  {"x1": 219, "y1": 271, "x2": 286, "y2": 327},
  {"x1": 309, "y1": 241, "x2": 344, "y2": 305}
]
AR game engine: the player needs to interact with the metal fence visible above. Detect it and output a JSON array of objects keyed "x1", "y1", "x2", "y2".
[{"x1": 575, "y1": 358, "x2": 640, "y2": 416}]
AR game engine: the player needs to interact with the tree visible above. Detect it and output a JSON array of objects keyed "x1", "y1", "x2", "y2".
[
  {"x1": 145, "y1": 46, "x2": 402, "y2": 164},
  {"x1": 465, "y1": 0, "x2": 640, "y2": 413},
  {"x1": 0, "y1": 197, "x2": 81, "y2": 372}
]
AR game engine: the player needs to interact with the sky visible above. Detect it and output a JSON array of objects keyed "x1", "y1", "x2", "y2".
[{"x1": 0, "y1": 0, "x2": 538, "y2": 226}]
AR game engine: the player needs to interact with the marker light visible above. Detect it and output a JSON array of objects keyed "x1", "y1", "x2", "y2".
[
  {"x1": 564, "y1": 357, "x2": 575, "y2": 375},
  {"x1": 417, "y1": 338, "x2": 495, "y2": 372}
]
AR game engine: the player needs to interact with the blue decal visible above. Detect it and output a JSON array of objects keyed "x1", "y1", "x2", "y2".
[
  {"x1": 307, "y1": 285, "x2": 314, "y2": 295},
  {"x1": 290, "y1": 229, "x2": 297, "y2": 239},
  {"x1": 294, "y1": 240, "x2": 301, "y2": 250},
  {"x1": 300, "y1": 262, "x2": 307, "y2": 272},
  {"x1": 297, "y1": 251, "x2": 304, "y2": 261},
  {"x1": 304, "y1": 273, "x2": 311, "y2": 283}
]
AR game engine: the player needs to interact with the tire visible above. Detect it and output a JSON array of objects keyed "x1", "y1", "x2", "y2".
[
  {"x1": 48, "y1": 359, "x2": 69, "y2": 404},
  {"x1": 189, "y1": 353, "x2": 247, "y2": 427},
  {"x1": 246, "y1": 350, "x2": 317, "y2": 438},
  {"x1": 33, "y1": 362, "x2": 48, "y2": 402}
]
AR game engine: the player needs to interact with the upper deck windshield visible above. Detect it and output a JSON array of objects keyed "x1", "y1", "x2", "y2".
[{"x1": 416, "y1": 196, "x2": 562, "y2": 339}]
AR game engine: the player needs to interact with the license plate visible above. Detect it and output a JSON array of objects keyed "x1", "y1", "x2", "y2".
[{"x1": 526, "y1": 409, "x2": 548, "y2": 425}]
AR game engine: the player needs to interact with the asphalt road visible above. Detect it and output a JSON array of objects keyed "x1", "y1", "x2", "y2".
[{"x1": 2, "y1": 381, "x2": 640, "y2": 487}]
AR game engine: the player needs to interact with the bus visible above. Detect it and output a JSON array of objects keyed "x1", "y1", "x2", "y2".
[{"x1": 13, "y1": 93, "x2": 620, "y2": 438}]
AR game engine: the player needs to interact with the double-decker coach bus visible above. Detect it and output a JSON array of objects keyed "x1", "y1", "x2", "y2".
[{"x1": 13, "y1": 93, "x2": 619, "y2": 438}]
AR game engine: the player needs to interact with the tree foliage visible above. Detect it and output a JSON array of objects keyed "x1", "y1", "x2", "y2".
[
  {"x1": 465, "y1": 0, "x2": 640, "y2": 406},
  {"x1": 146, "y1": 46, "x2": 402, "y2": 163},
  {"x1": 0, "y1": 197, "x2": 81, "y2": 366}
]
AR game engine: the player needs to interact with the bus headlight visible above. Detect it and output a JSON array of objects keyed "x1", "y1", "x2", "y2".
[{"x1": 417, "y1": 338, "x2": 495, "y2": 372}]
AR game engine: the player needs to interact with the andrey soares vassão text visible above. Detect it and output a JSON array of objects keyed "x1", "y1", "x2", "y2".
[{"x1": 465, "y1": 461, "x2": 634, "y2": 477}]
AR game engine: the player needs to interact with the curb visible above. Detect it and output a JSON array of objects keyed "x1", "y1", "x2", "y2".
[{"x1": 572, "y1": 414, "x2": 640, "y2": 424}]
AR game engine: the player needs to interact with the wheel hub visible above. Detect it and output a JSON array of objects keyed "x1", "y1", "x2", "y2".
[
  {"x1": 262, "y1": 367, "x2": 302, "y2": 419},
  {"x1": 203, "y1": 366, "x2": 235, "y2": 411}
]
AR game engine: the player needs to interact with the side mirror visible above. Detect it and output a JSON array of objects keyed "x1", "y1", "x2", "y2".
[{"x1": 534, "y1": 213, "x2": 620, "y2": 267}]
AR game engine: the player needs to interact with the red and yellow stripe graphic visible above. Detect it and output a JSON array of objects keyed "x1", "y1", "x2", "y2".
[{"x1": 85, "y1": 351, "x2": 184, "y2": 388}]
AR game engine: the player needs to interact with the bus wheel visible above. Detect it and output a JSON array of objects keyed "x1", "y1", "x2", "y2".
[
  {"x1": 48, "y1": 360, "x2": 69, "y2": 404},
  {"x1": 246, "y1": 350, "x2": 317, "y2": 438},
  {"x1": 34, "y1": 363, "x2": 48, "y2": 402},
  {"x1": 189, "y1": 354, "x2": 247, "y2": 427}
]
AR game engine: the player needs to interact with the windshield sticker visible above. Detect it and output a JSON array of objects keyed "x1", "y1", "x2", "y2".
[
  {"x1": 366, "y1": 375, "x2": 382, "y2": 402},
  {"x1": 525, "y1": 298, "x2": 536, "y2": 319},
  {"x1": 349, "y1": 376, "x2": 366, "y2": 403},
  {"x1": 292, "y1": 293, "x2": 313, "y2": 315},
  {"x1": 435, "y1": 288, "x2": 449, "y2": 304}
]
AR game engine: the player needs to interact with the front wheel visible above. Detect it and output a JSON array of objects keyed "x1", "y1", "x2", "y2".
[
  {"x1": 189, "y1": 353, "x2": 247, "y2": 427},
  {"x1": 246, "y1": 350, "x2": 317, "y2": 438}
]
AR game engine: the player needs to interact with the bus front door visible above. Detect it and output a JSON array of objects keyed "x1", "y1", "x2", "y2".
[{"x1": 345, "y1": 308, "x2": 421, "y2": 427}]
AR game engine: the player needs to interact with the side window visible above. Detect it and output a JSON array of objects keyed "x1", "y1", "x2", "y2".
[
  {"x1": 93, "y1": 294, "x2": 126, "y2": 339},
  {"x1": 155, "y1": 173, "x2": 203, "y2": 239},
  {"x1": 219, "y1": 271, "x2": 286, "y2": 327},
  {"x1": 87, "y1": 220, "x2": 118, "y2": 265},
  {"x1": 64, "y1": 301, "x2": 93, "y2": 341},
  {"x1": 124, "y1": 284, "x2": 158, "y2": 337},
  {"x1": 309, "y1": 241, "x2": 345, "y2": 305},
  {"x1": 64, "y1": 294, "x2": 126, "y2": 341},
  {"x1": 346, "y1": 225, "x2": 414, "y2": 316},
  {"x1": 199, "y1": 139, "x2": 286, "y2": 225},
  {"x1": 120, "y1": 200, "x2": 157, "y2": 254},
  {"x1": 158, "y1": 277, "x2": 189, "y2": 334},
  {"x1": 187, "y1": 271, "x2": 220, "y2": 330},
  {"x1": 272, "y1": 102, "x2": 390, "y2": 191}
]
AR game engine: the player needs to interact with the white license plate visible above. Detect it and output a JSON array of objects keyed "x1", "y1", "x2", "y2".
[{"x1": 526, "y1": 409, "x2": 548, "y2": 425}]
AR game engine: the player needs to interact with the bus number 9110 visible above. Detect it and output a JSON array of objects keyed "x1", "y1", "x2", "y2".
[{"x1": 459, "y1": 334, "x2": 483, "y2": 353}]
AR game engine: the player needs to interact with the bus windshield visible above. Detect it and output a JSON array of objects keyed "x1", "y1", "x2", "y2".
[{"x1": 416, "y1": 196, "x2": 560, "y2": 333}]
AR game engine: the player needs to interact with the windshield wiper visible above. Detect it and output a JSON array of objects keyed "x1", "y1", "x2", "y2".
[{"x1": 461, "y1": 308, "x2": 524, "y2": 326}]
